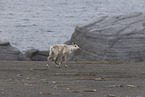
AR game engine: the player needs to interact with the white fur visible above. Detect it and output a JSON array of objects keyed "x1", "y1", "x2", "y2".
[{"x1": 46, "y1": 43, "x2": 80, "y2": 68}]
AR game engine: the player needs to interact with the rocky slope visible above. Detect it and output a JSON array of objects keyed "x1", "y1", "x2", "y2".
[
  {"x1": 0, "y1": 40, "x2": 29, "y2": 61},
  {"x1": 67, "y1": 12, "x2": 145, "y2": 62},
  {"x1": 25, "y1": 49, "x2": 48, "y2": 61}
]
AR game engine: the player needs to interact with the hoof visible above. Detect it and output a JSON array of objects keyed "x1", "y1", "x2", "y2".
[
  {"x1": 65, "y1": 65, "x2": 68, "y2": 68},
  {"x1": 56, "y1": 65, "x2": 60, "y2": 68},
  {"x1": 46, "y1": 64, "x2": 49, "y2": 68}
]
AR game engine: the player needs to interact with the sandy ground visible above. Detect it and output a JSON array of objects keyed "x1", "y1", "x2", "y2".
[{"x1": 0, "y1": 61, "x2": 145, "y2": 97}]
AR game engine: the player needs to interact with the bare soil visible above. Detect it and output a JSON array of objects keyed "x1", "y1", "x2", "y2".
[{"x1": 0, "y1": 61, "x2": 145, "y2": 97}]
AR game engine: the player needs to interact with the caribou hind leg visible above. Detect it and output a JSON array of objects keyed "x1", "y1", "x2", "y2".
[
  {"x1": 46, "y1": 49, "x2": 52, "y2": 68},
  {"x1": 53, "y1": 54, "x2": 60, "y2": 68}
]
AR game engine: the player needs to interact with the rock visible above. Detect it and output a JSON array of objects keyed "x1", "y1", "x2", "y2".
[
  {"x1": 66, "y1": 12, "x2": 145, "y2": 62},
  {"x1": 25, "y1": 49, "x2": 39, "y2": 58},
  {"x1": 0, "y1": 40, "x2": 10, "y2": 46},
  {"x1": 25, "y1": 49, "x2": 48, "y2": 61},
  {"x1": 0, "y1": 40, "x2": 30, "y2": 61}
]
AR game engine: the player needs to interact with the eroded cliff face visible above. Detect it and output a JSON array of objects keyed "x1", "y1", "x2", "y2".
[
  {"x1": 67, "y1": 12, "x2": 145, "y2": 62},
  {"x1": 0, "y1": 40, "x2": 29, "y2": 61}
]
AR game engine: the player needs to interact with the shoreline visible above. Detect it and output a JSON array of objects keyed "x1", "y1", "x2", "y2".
[{"x1": 0, "y1": 61, "x2": 145, "y2": 97}]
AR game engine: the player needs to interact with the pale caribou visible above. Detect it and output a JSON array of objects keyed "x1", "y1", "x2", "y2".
[{"x1": 46, "y1": 43, "x2": 80, "y2": 68}]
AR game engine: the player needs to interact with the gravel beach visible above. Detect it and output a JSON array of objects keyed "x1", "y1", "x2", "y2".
[{"x1": 0, "y1": 61, "x2": 145, "y2": 97}]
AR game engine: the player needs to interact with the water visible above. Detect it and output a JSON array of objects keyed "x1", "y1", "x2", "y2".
[{"x1": 0, "y1": 0, "x2": 145, "y2": 52}]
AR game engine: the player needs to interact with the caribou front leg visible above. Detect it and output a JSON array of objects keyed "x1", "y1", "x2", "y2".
[
  {"x1": 53, "y1": 54, "x2": 60, "y2": 68},
  {"x1": 59, "y1": 55, "x2": 64, "y2": 66},
  {"x1": 64, "y1": 55, "x2": 68, "y2": 68}
]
